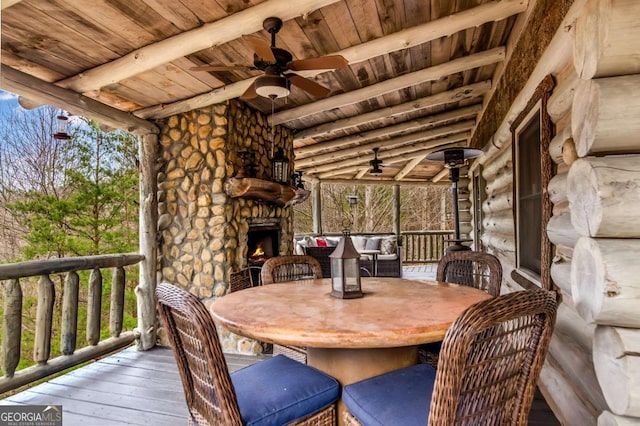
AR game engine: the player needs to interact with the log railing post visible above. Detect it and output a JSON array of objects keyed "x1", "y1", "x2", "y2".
[
  {"x1": 2, "y1": 279, "x2": 22, "y2": 377},
  {"x1": 34, "y1": 275, "x2": 54, "y2": 365},
  {"x1": 86, "y1": 268, "x2": 102, "y2": 346},
  {"x1": 61, "y1": 271, "x2": 79, "y2": 355},
  {"x1": 110, "y1": 267, "x2": 125, "y2": 338}
]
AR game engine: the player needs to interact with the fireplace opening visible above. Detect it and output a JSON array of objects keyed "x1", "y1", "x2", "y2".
[{"x1": 247, "y1": 223, "x2": 281, "y2": 284}]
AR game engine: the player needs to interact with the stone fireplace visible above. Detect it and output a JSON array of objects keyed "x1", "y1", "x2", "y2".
[{"x1": 156, "y1": 100, "x2": 294, "y2": 354}]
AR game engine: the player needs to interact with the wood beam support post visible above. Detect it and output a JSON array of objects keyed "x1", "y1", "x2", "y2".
[
  {"x1": 393, "y1": 185, "x2": 401, "y2": 240},
  {"x1": 136, "y1": 133, "x2": 158, "y2": 350},
  {"x1": 312, "y1": 181, "x2": 322, "y2": 235}
]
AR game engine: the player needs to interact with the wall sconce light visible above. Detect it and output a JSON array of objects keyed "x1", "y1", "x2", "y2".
[
  {"x1": 53, "y1": 115, "x2": 71, "y2": 140},
  {"x1": 272, "y1": 148, "x2": 290, "y2": 184},
  {"x1": 329, "y1": 228, "x2": 363, "y2": 299}
]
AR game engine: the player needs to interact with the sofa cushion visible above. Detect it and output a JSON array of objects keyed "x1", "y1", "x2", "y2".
[
  {"x1": 233, "y1": 355, "x2": 339, "y2": 426},
  {"x1": 377, "y1": 254, "x2": 398, "y2": 261},
  {"x1": 303, "y1": 236, "x2": 317, "y2": 247},
  {"x1": 352, "y1": 236, "x2": 368, "y2": 251},
  {"x1": 365, "y1": 237, "x2": 381, "y2": 250},
  {"x1": 343, "y1": 364, "x2": 436, "y2": 426},
  {"x1": 325, "y1": 237, "x2": 340, "y2": 247},
  {"x1": 380, "y1": 236, "x2": 397, "y2": 255},
  {"x1": 295, "y1": 241, "x2": 306, "y2": 255}
]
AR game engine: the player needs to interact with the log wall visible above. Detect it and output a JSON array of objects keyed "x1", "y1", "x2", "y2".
[{"x1": 473, "y1": 0, "x2": 640, "y2": 422}]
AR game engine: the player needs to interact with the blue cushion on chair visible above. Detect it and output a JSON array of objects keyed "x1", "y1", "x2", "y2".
[
  {"x1": 232, "y1": 355, "x2": 339, "y2": 426},
  {"x1": 343, "y1": 364, "x2": 437, "y2": 426}
]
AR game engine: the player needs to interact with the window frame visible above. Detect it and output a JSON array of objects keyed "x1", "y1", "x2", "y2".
[{"x1": 510, "y1": 75, "x2": 555, "y2": 290}]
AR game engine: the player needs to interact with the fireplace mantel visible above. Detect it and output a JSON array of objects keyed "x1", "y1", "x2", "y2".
[{"x1": 225, "y1": 177, "x2": 310, "y2": 207}]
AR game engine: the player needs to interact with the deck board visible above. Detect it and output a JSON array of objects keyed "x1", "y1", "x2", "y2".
[{"x1": 1, "y1": 288, "x2": 559, "y2": 425}]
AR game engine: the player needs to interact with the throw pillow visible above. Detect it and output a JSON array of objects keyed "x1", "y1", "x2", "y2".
[
  {"x1": 380, "y1": 237, "x2": 397, "y2": 255},
  {"x1": 303, "y1": 236, "x2": 317, "y2": 247},
  {"x1": 316, "y1": 238, "x2": 328, "y2": 247},
  {"x1": 351, "y1": 236, "x2": 368, "y2": 251},
  {"x1": 325, "y1": 237, "x2": 339, "y2": 247},
  {"x1": 365, "y1": 238, "x2": 381, "y2": 251}
]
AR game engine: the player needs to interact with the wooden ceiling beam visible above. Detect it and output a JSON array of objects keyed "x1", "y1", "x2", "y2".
[
  {"x1": 297, "y1": 120, "x2": 475, "y2": 170},
  {"x1": 1, "y1": 65, "x2": 158, "y2": 135},
  {"x1": 1, "y1": 0, "x2": 24, "y2": 9},
  {"x1": 432, "y1": 168, "x2": 450, "y2": 183},
  {"x1": 55, "y1": 0, "x2": 342, "y2": 94},
  {"x1": 394, "y1": 156, "x2": 425, "y2": 181},
  {"x1": 296, "y1": 103, "x2": 482, "y2": 158},
  {"x1": 272, "y1": 47, "x2": 505, "y2": 124},
  {"x1": 354, "y1": 169, "x2": 369, "y2": 179},
  {"x1": 311, "y1": 133, "x2": 469, "y2": 177},
  {"x1": 318, "y1": 179, "x2": 449, "y2": 187},
  {"x1": 136, "y1": 0, "x2": 523, "y2": 119},
  {"x1": 317, "y1": 140, "x2": 466, "y2": 179},
  {"x1": 295, "y1": 83, "x2": 488, "y2": 142}
]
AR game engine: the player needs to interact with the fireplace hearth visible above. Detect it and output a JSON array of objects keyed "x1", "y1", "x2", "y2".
[{"x1": 246, "y1": 221, "x2": 281, "y2": 284}]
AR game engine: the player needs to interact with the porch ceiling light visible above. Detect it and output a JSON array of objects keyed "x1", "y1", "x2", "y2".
[
  {"x1": 53, "y1": 114, "x2": 71, "y2": 140},
  {"x1": 255, "y1": 75, "x2": 290, "y2": 99}
]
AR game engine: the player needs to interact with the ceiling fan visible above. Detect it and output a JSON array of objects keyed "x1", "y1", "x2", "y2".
[
  {"x1": 369, "y1": 148, "x2": 385, "y2": 175},
  {"x1": 191, "y1": 17, "x2": 348, "y2": 100}
]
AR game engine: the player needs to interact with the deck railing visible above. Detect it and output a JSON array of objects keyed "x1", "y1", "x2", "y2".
[
  {"x1": 295, "y1": 230, "x2": 454, "y2": 264},
  {"x1": 0, "y1": 253, "x2": 143, "y2": 394},
  {"x1": 401, "y1": 231, "x2": 454, "y2": 263}
]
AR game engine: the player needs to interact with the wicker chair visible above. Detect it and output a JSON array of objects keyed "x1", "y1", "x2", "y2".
[
  {"x1": 260, "y1": 255, "x2": 323, "y2": 285},
  {"x1": 419, "y1": 250, "x2": 503, "y2": 368},
  {"x1": 436, "y1": 250, "x2": 503, "y2": 297},
  {"x1": 228, "y1": 268, "x2": 252, "y2": 293},
  {"x1": 260, "y1": 255, "x2": 322, "y2": 363},
  {"x1": 342, "y1": 289, "x2": 558, "y2": 426},
  {"x1": 156, "y1": 282, "x2": 339, "y2": 426}
]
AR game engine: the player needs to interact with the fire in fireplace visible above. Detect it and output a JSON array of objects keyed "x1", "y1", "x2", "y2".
[{"x1": 246, "y1": 223, "x2": 280, "y2": 285}]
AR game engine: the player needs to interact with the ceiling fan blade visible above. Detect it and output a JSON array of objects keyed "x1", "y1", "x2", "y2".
[
  {"x1": 239, "y1": 82, "x2": 257, "y2": 100},
  {"x1": 287, "y1": 74, "x2": 330, "y2": 99},
  {"x1": 242, "y1": 35, "x2": 276, "y2": 62},
  {"x1": 190, "y1": 65, "x2": 252, "y2": 72},
  {"x1": 288, "y1": 55, "x2": 348, "y2": 71}
]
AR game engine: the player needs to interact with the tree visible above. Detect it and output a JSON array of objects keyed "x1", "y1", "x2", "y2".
[{"x1": 0, "y1": 107, "x2": 138, "y2": 260}]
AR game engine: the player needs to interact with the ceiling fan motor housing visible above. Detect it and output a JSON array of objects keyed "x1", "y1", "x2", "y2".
[{"x1": 255, "y1": 75, "x2": 290, "y2": 99}]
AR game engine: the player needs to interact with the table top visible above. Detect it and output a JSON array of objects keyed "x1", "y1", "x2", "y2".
[{"x1": 210, "y1": 278, "x2": 491, "y2": 349}]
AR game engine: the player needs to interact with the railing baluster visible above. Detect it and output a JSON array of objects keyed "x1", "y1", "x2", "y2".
[
  {"x1": 86, "y1": 268, "x2": 102, "y2": 346},
  {"x1": 2, "y1": 279, "x2": 22, "y2": 377},
  {"x1": 61, "y1": 271, "x2": 79, "y2": 355},
  {"x1": 110, "y1": 267, "x2": 126, "y2": 338},
  {"x1": 34, "y1": 275, "x2": 54, "y2": 365}
]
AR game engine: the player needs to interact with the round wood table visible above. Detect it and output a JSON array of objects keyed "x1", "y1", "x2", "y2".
[{"x1": 210, "y1": 277, "x2": 491, "y2": 424}]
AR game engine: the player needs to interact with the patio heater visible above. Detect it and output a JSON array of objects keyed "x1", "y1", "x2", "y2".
[{"x1": 427, "y1": 148, "x2": 483, "y2": 253}]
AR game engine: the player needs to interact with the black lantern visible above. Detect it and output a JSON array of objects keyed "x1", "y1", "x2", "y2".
[
  {"x1": 53, "y1": 115, "x2": 71, "y2": 140},
  {"x1": 329, "y1": 229, "x2": 363, "y2": 299},
  {"x1": 272, "y1": 148, "x2": 290, "y2": 184},
  {"x1": 292, "y1": 171, "x2": 305, "y2": 189}
]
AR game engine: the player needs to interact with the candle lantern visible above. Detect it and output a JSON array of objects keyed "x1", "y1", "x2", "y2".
[
  {"x1": 272, "y1": 148, "x2": 290, "y2": 184},
  {"x1": 329, "y1": 229, "x2": 363, "y2": 299}
]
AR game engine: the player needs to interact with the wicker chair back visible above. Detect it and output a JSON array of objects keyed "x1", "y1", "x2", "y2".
[{"x1": 436, "y1": 251, "x2": 502, "y2": 296}]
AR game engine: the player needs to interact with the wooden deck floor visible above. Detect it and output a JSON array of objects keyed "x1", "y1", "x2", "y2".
[{"x1": 0, "y1": 265, "x2": 558, "y2": 425}]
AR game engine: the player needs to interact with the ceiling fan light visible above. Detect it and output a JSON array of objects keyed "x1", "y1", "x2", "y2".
[
  {"x1": 255, "y1": 75, "x2": 290, "y2": 99},
  {"x1": 369, "y1": 167, "x2": 383, "y2": 176}
]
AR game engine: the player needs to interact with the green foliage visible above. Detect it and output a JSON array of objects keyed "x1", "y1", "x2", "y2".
[{"x1": 0, "y1": 107, "x2": 140, "y2": 376}]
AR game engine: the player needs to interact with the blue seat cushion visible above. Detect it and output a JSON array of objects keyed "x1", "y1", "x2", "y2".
[
  {"x1": 232, "y1": 355, "x2": 339, "y2": 426},
  {"x1": 342, "y1": 364, "x2": 437, "y2": 426}
]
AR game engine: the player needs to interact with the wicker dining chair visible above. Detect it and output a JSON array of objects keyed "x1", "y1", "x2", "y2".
[
  {"x1": 156, "y1": 282, "x2": 339, "y2": 426},
  {"x1": 260, "y1": 255, "x2": 323, "y2": 364},
  {"x1": 228, "y1": 268, "x2": 253, "y2": 293},
  {"x1": 419, "y1": 250, "x2": 503, "y2": 368},
  {"x1": 260, "y1": 255, "x2": 323, "y2": 285},
  {"x1": 342, "y1": 289, "x2": 558, "y2": 426},
  {"x1": 436, "y1": 250, "x2": 503, "y2": 297}
]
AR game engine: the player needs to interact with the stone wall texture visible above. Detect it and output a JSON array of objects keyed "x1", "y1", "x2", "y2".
[{"x1": 156, "y1": 100, "x2": 294, "y2": 354}]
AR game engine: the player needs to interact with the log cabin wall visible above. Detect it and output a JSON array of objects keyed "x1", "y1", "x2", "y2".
[
  {"x1": 475, "y1": 0, "x2": 640, "y2": 423},
  {"x1": 156, "y1": 100, "x2": 294, "y2": 354}
]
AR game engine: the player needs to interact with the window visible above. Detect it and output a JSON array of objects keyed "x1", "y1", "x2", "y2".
[
  {"x1": 515, "y1": 113, "x2": 542, "y2": 277},
  {"x1": 472, "y1": 169, "x2": 486, "y2": 251},
  {"x1": 510, "y1": 76, "x2": 555, "y2": 290}
]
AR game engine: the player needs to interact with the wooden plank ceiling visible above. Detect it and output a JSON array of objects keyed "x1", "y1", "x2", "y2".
[{"x1": 0, "y1": 0, "x2": 527, "y2": 183}]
